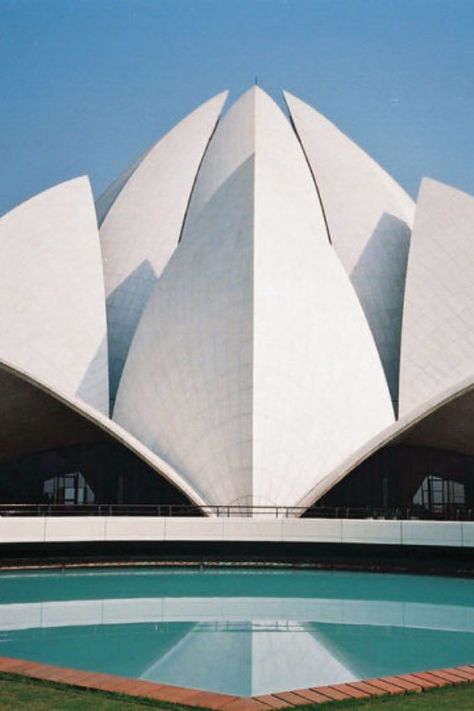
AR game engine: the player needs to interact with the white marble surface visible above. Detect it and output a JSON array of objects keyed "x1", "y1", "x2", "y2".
[
  {"x1": 98, "y1": 92, "x2": 227, "y2": 408},
  {"x1": 399, "y1": 178, "x2": 474, "y2": 416},
  {"x1": 0, "y1": 177, "x2": 109, "y2": 413},
  {"x1": 114, "y1": 87, "x2": 394, "y2": 508},
  {"x1": 284, "y1": 91, "x2": 414, "y2": 408},
  {"x1": 1, "y1": 88, "x2": 473, "y2": 521},
  {"x1": 0, "y1": 516, "x2": 472, "y2": 547}
]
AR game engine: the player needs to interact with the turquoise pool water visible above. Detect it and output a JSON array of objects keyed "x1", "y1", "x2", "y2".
[{"x1": 0, "y1": 568, "x2": 473, "y2": 696}]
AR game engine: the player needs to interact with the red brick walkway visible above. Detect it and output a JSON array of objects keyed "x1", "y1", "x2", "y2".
[{"x1": 0, "y1": 656, "x2": 473, "y2": 708}]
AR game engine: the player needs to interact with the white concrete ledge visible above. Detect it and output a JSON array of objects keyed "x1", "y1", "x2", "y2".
[{"x1": 0, "y1": 517, "x2": 473, "y2": 547}]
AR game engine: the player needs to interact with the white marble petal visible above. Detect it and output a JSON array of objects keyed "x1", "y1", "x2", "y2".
[
  {"x1": 399, "y1": 178, "x2": 474, "y2": 416},
  {"x1": 0, "y1": 177, "x2": 109, "y2": 414},
  {"x1": 284, "y1": 91, "x2": 414, "y2": 410},
  {"x1": 98, "y1": 91, "x2": 228, "y2": 409},
  {"x1": 114, "y1": 87, "x2": 394, "y2": 507},
  {"x1": 114, "y1": 87, "x2": 256, "y2": 505}
]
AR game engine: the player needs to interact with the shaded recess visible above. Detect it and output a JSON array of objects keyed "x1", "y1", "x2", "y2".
[
  {"x1": 0, "y1": 442, "x2": 194, "y2": 507},
  {"x1": 106, "y1": 260, "x2": 157, "y2": 409},
  {"x1": 397, "y1": 385, "x2": 474, "y2": 457},
  {"x1": 0, "y1": 365, "x2": 197, "y2": 508},
  {"x1": 295, "y1": 373, "x2": 474, "y2": 514},
  {"x1": 309, "y1": 445, "x2": 474, "y2": 512}
]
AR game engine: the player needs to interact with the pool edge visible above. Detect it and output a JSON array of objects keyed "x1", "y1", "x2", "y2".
[
  {"x1": 0, "y1": 541, "x2": 473, "y2": 578},
  {"x1": 0, "y1": 655, "x2": 473, "y2": 708}
]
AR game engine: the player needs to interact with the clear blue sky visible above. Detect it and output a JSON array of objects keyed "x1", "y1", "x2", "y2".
[{"x1": 1, "y1": 0, "x2": 473, "y2": 216}]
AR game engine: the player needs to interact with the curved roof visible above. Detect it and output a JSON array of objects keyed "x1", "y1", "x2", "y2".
[
  {"x1": 0, "y1": 357, "x2": 208, "y2": 508},
  {"x1": 98, "y1": 92, "x2": 228, "y2": 408},
  {"x1": 114, "y1": 87, "x2": 394, "y2": 507},
  {"x1": 0, "y1": 177, "x2": 109, "y2": 414},
  {"x1": 2, "y1": 86, "x2": 473, "y2": 517},
  {"x1": 399, "y1": 178, "x2": 474, "y2": 417},
  {"x1": 284, "y1": 91, "x2": 414, "y2": 409}
]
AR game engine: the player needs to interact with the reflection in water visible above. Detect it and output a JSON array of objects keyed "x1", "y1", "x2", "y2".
[
  {"x1": 141, "y1": 622, "x2": 357, "y2": 694},
  {"x1": 0, "y1": 569, "x2": 473, "y2": 696}
]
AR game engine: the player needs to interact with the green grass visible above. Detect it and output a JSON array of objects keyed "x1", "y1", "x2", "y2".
[
  {"x1": 297, "y1": 682, "x2": 474, "y2": 709},
  {"x1": 0, "y1": 672, "x2": 192, "y2": 710},
  {"x1": 0, "y1": 672, "x2": 474, "y2": 710}
]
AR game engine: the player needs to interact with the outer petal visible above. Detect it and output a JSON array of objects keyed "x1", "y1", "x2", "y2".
[
  {"x1": 399, "y1": 178, "x2": 474, "y2": 416},
  {"x1": 114, "y1": 87, "x2": 394, "y2": 507},
  {"x1": 98, "y1": 92, "x2": 228, "y2": 408},
  {"x1": 284, "y1": 91, "x2": 414, "y2": 409},
  {"x1": 0, "y1": 177, "x2": 109, "y2": 414}
]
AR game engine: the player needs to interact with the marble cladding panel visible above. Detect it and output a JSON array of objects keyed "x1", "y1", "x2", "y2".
[
  {"x1": 98, "y1": 92, "x2": 228, "y2": 407},
  {"x1": 284, "y1": 91, "x2": 414, "y2": 407},
  {"x1": 113, "y1": 155, "x2": 255, "y2": 505},
  {"x1": 252, "y1": 89, "x2": 394, "y2": 507},
  {"x1": 399, "y1": 178, "x2": 474, "y2": 416},
  {"x1": 0, "y1": 517, "x2": 473, "y2": 547},
  {"x1": 0, "y1": 177, "x2": 109, "y2": 414}
]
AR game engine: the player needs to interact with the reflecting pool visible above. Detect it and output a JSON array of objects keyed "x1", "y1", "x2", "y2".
[{"x1": 0, "y1": 568, "x2": 473, "y2": 696}]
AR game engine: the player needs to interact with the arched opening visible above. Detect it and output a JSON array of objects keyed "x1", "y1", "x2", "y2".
[
  {"x1": 305, "y1": 445, "x2": 474, "y2": 518},
  {"x1": 0, "y1": 441, "x2": 195, "y2": 508},
  {"x1": 0, "y1": 363, "x2": 202, "y2": 513}
]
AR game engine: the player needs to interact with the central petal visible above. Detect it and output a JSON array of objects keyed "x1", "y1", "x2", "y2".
[{"x1": 113, "y1": 87, "x2": 394, "y2": 508}]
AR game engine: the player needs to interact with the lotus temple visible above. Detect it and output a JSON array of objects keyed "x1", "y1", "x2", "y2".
[{"x1": 0, "y1": 86, "x2": 473, "y2": 559}]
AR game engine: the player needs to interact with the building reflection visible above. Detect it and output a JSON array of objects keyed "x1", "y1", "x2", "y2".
[{"x1": 0, "y1": 572, "x2": 473, "y2": 696}]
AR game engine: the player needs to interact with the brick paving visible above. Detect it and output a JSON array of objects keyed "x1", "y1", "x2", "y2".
[{"x1": 0, "y1": 655, "x2": 472, "y2": 708}]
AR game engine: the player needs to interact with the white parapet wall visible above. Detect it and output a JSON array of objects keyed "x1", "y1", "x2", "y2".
[{"x1": 0, "y1": 517, "x2": 473, "y2": 547}]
